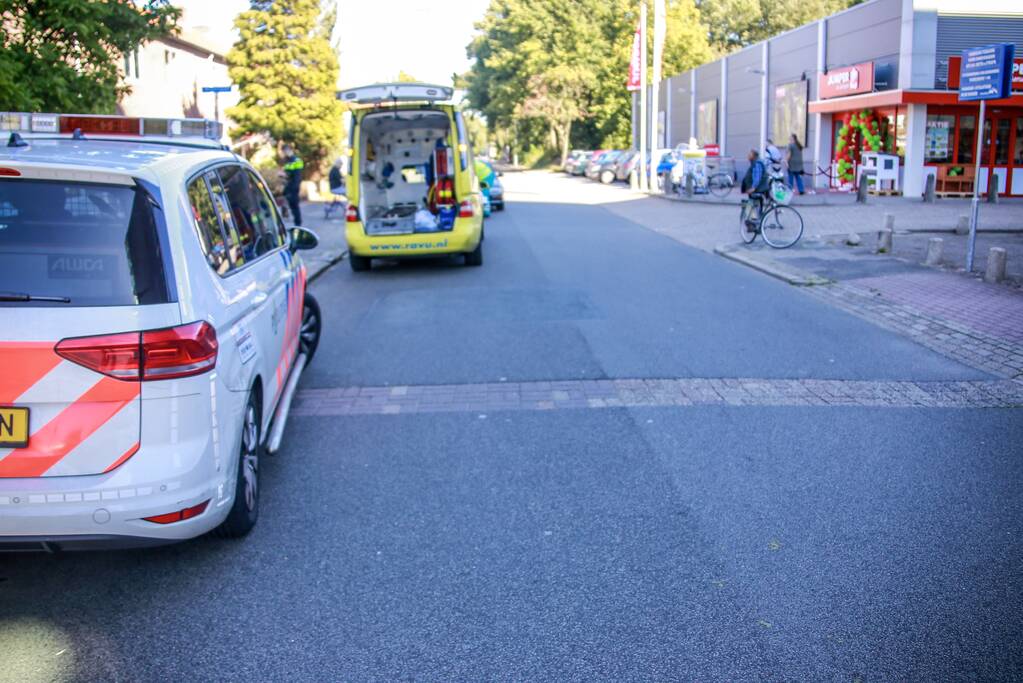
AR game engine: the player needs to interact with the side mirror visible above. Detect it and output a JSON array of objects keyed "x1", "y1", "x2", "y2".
[{"x1": 290, "y1": 226, "x2": 319, "y2": 252}]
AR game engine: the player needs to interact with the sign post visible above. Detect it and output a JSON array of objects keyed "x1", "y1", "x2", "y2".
[
  {"x1": 957, "y1": 43, "x2": 1014, "y2": 272},
  {"x1": 201, "y1": 85, "x2": 232, "y2": 123}
]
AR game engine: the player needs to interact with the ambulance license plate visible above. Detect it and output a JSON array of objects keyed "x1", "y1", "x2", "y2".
[{"x1": 0, "y1": 407, "x2": 29, "y2": 448}]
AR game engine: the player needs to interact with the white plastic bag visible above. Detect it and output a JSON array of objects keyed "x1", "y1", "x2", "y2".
[{"x1": 414, "y1": 208, "x2": 439, "y2": 231}]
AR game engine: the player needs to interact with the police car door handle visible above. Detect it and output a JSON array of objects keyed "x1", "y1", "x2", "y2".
[{"x1": 252, "y1": 291, "x2": 268, "y2": 305}]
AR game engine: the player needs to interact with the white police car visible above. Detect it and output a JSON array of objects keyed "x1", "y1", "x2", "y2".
[{"x1": 0, "y1": 113, "x2": 321, "y2": 549}]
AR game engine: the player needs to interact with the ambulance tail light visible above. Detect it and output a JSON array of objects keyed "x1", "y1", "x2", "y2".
[
  {"x1": 55, "y1": 321, "x2": 218, "y2": 381},
  {"x1": 345, "y1": 204, "x2": 359, "y2": 222},
  {"x1": 458, "y1": 200, "x2": 475, "y2": 218}
]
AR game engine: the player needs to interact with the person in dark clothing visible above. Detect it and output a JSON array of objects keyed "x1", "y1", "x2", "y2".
[
  {"x1": 787, "y1": 134, "x2": 806, "y2": 194},
  {"x1": 741, "y1": 148, "x2": 770, "y2": 225},
  {"x1": 281, "y1": 144, "x2": 304, "y2": 226}
]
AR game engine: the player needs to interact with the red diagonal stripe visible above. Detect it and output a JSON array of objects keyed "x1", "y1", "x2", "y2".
[
  {"x1": 0, "y1": 342, "x2": 61, "y2": 404},
  {"x1": 103, "y1": 441, "x2": 140, "y2": 473},
  {"x1": 0, "y1": 377, "x2": 139, "y2": 478}
]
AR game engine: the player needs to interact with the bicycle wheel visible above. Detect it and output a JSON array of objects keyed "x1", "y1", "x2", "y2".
[
  {"x1": 708, "y1": 173, "x2": 733, "y2": 198},
  {"x1": 739, "y1": 201, "x2": 758, "y2": 244},
  {"x1": 759, "y1": 205, "x2": 804, "y2": 248}
]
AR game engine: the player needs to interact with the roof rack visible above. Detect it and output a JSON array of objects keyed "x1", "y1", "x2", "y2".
[{"x1": 0, "y1": 113, "x2": 224, "y2": 148}]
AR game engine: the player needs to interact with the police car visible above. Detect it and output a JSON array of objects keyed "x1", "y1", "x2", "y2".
[{"x1": 0, "y1": 113, "x2": 321, "y2": 549}]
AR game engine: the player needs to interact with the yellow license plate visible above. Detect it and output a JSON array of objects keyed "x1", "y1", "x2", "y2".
[{"x1": 0, "y1": 407, "x2": 29, "y2": 448}]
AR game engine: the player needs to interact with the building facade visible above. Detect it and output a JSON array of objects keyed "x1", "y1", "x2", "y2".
[{"x1": 636, "y1": 0, "x2": 1023, "y2": 196}]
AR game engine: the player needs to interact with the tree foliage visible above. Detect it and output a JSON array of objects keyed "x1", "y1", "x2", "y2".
[
  {"x1": 465, "y1": 0, "x2": 712, "y2": 157},
  {"x1": 227, "y1": 0, "x2": 342, "y2": 172},
  {"x1": 0, "y1": 0, "x2": 180, "y2": 113},
  {"x1": 697, "y1": 0, "x2": 858, "y2": 52}
]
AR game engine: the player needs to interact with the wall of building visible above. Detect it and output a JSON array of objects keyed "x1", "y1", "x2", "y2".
[
  {"x1": 668, "y1": 73, "x2": 691, "y2": 148},
  {"x1": 934, "y1": 14, "x2": 1023, "y2": 87},
  {"x1": 725, "y1": 46, "x2": 762, "y2": 177},
  {"x1": 117, "y1": 37, "x2": 239, "y2": 138},
  {"x1": 828, "y1": 0, "x2": 902, "y2": 70}
]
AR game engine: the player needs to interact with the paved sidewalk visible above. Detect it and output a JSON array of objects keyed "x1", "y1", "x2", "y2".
[{"x1": 296, "y1": 200, "x2": 348, "y2": 279}]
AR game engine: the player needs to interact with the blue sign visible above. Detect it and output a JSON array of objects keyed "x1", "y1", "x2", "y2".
[
  {"x1": 201, "y1": 86, "x2": 232, "y2": 93},
  {"x1": 958, "y1": 43, "x2": 1015, "y2": 101}
]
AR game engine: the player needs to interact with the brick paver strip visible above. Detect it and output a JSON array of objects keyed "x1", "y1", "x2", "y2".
[{"x1": 292, "y1": 377, "x2": 1023, "y2": 416}]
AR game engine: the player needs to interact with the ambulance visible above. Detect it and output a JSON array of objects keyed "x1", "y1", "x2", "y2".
[
  {"x1": 338, "y1": 83, "x2": 485, "y2": 271},
  {"x1": 0, "y1": 113, "x2": 321, "y2": 549}
]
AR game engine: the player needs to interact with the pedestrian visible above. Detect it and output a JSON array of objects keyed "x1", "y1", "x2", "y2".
[
  {"x1": 787, "y1": 134, "x2": 806, "y2": 195},
  {"x1": 281, "y1": 144, "x2": 304, "y2": 226}
]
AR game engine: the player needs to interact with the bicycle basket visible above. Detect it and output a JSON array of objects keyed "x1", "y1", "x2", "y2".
[{"x1": 770, "y1": 181, "x2": 793, "y2": 205}]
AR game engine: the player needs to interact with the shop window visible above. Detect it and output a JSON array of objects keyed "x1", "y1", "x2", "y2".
[
  {"x1": 1015, "y1": 118, "x2": 1023, "y2": 165},
  {"x1": 994, "y1": 119, "x2": 1010, "y2": 165},
  {"x1": 894, "y1": 111, "x2": 906, "y2": 158},
  {"x1": 925, "y1": 114, "x2": 954, "y2": 163},
  {"x1": 957, "y1": 116, "x2": 975, "y2": 164}
]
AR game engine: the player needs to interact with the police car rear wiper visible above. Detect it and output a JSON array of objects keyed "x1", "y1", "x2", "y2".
[{"x1": 0, "y1": 291, "x2": 71, "y2": 303}]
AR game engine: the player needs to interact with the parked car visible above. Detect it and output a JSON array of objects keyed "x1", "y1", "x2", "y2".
[
  {"x1": 597, "y1": 150, "x2": 625, "y2": 184},
  {"x1": 563, "y1": 150, "x2": 587, "y2": 173},
  {"x1": 584, "y1": 150, "x2": 612, "y2": 180},
  {"x1": 0, "y1": 111, "x2": 322, "y2": 549},
  {"x1": 568, "y1": 151, "x2": 593, "y2": 175},
  {"x1": 614, "y1": 150, "x2": 639, "y2": 182}
]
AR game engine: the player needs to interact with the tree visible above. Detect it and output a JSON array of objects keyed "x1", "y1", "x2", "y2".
[
  {"x1": 0, "y1": 0, "x2": 180, "y2": 113},
  {"x1": 227, "y1": 0, "x2": 343, "y2": 172},
  {"x1": 697, "y1": 0, "x2": 858, "y2": 52},
  {"x1": 396, "y1": 70, "x2": 418, "y2": 82}
]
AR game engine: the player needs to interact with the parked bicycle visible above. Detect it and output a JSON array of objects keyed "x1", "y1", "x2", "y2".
[{"x1": 739, "y1": 188, "x2": 804, "y2": 248}]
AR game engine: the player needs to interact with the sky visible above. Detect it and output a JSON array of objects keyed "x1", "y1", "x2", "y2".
[{"x1": 173, "y1": 0, "x2": 491, "y2": 89}]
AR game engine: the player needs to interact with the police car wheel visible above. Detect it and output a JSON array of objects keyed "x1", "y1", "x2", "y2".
[
  {"x1": 299, "y1": 293, "x2": 321, "y2": 362},
  {"x1": 350, "y1": 254, "x2": 370, "y2": 271},
  {"x1": 214, "y1": 392, "x2": 261, "y2": 538}
]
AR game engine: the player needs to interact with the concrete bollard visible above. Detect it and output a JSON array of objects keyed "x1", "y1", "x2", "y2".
[
  {"x1": 955, "y1": 214, "x2": 969, "y2": 235},
  {"x1": 986, "y1": 174, "x2": 999, "y2": 204},
  {"x1": 883, "y1": 213, "x2": 895, "y2": 232},
  {"x1": 876, "y1": 229, "x2": 893, "y2": 254},
  {"x1": 629, "y1": 170, "x2": 638, "y2": 191},
  {"x1": 856, "y1": 173, "x2": 870, "y2": 203},
  {"x1": 684, "y1": 172, "x2": 694, "y2": 198},
  {"x1": 984, "y1": 247, "x2": 1007, "y2": 284},
  {"x1": 923, "y1": 173, "x2": 936, "y2": 203},
  {"x1": 924, "y1": 237, "x2": 943, "y2": 266}
]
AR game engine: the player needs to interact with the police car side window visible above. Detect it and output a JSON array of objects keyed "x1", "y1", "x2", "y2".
[
  {"x1": 246, "y1": 170, "x2": 288, "y2": 249},
  {"x1": 205, "y1": 171, "x2": 245, "y2": 270},
  {"x1": 187, "y1": 177, "x2": 231, "y2": 276},
  {"x1": 218, "y1": 164, "x2": 270, "y2": 260}
]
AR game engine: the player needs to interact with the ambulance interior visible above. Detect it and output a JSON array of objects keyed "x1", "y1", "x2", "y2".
[{"x1": 358, "y1": 110, "x2": 455, "y2": 235}]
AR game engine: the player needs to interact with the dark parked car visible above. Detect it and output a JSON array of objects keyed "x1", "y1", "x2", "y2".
[
  {"x1": 597, "y1": 150, "x2": 625, "y2": 184},
  {"x1": 584, "y1": 150, "x2": 614, "y2": 180},
  {"x1": 568, "y1": 151, "x2": 594, "y2": 175}
]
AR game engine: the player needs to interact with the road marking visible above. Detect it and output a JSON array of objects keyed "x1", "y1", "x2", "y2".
[{"x1": 292, "y1": 377, "x2": 1023, "y2": 416}]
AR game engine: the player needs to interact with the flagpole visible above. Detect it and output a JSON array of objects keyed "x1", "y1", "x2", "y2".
[
  {"x1": 638, "y1": 1, "x2": 648, "y2": 192},
  {"x1": 649, "y1": 0, "x2": 664, "y2": 194}
]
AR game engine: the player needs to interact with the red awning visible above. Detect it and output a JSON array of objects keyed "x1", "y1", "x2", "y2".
[{"x1": 808, "y1": 89, "x2": 1023, "y2": 114}]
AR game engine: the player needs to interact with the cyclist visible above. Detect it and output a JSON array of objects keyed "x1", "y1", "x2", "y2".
[{"x1": 741, "y1": 148, "x2": 770, "y2": 226}]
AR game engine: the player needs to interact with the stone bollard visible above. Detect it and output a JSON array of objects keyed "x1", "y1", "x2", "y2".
[
  {"x1": 876, "y1": 229, "x2": 893, "y2": 254},
  {"x1": 955, "y1": 214, "x2": 969, "y2": 235},
  {"x1": 630, "y1": 170, "x2": 638, "y2": 191},
  {"x1": 984, "y1": 247, "x2": 1007, "y2": 284},
  {"x1": 923, "y1": 173, "x2": 936, "y2": 203},
  {"x1": 883, "y1": 213, "x2": 895, "y2": 232},
  {"x1": 685, "y1": 172, "x2": 694, "y2": 198},
  {"x1": 924, "y1": 237, "x2": 943, "y2": 266},
  {"x1": 986, "y1": 174, "x2": 999, "y2": 204},
  {"x1": 856, "y1": 173, "x2": 870, "y2": 203}
]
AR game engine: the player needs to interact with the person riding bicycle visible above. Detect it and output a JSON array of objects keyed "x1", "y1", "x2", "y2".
[{"x1": 741, "y1": 149, "x2": 770, "y2": 223}]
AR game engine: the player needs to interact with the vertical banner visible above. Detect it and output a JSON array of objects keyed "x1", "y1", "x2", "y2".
[{"x1": 627, "y1": 25, "x2": 642, "y2": 91}]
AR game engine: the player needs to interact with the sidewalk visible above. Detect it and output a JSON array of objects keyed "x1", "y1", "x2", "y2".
[{"x1": 296, "y1": 200, "x2": 348, "y2": 280}]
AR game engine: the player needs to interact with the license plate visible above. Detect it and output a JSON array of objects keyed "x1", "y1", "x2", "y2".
[{"x1": 0, "y1": 406, "x2": 29, "y2": 448}]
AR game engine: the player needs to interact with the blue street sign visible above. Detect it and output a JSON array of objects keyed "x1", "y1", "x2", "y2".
[
  {"x1": 201, "y1": 86, "x2": 232, "y2": 93},
  {"x1": 958, "y1": 43, "x2": 1015, "y2": 102}
]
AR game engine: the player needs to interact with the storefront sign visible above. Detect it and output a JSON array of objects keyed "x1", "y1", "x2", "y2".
[
  {"x1": 958, "y1": 43, "x2": 1016, "y2": 101},
  {"x1": 948, "y1": 55, "x2": 1023, "y2": 92},
  {"x1": 819, "y1": 62, "x2": 874, "y2": 99},
  {"x1": 703, "y1": 143, "x2": 720, "y2": 157},
  {"x1": 873, "y1": 62, "x2": 897, "y2": 91},
  {"x1": 626, "y1": 25, "x2": 642, "y2": 91}
]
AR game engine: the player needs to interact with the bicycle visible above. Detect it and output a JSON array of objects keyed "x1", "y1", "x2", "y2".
[
  {"x1": 739, "y1": 190, "x2": 804, "y2": 248},
  {"x1": 706, "y1": 172, "x2": 735, "y2": 198}
]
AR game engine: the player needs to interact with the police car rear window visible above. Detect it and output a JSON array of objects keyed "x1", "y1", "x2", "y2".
[{"x1": 0, "y1": 179, "x2": 170, "y2": 307}]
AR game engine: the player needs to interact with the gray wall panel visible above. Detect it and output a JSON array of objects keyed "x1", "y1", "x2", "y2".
[
  {"x1": 668, "y1": 73, "x2": 691, "y2": 148},
  {"x1": 826, "y1": 0, "x2": 901, "y2": 69}
]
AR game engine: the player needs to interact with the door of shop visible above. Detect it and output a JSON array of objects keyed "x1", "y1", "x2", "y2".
[{"x1": 980, "y1": 111, "x2": 1022, "y2": 196}]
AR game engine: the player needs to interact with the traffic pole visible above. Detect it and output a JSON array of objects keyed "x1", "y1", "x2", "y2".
[
  {"x1": 638, "y1": 0, "x2": 648, "y2": 192},
  {"x1": 648, "y1": 0, "x2": 665, "y2": 194},
  {"x1": 966, "y1": 98, "x2": 985, "y2": 272}
]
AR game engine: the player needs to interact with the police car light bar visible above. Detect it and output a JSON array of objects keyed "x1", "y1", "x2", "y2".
[{"x1": 0, "y1": 113, "x2": 223, "y2": 142}]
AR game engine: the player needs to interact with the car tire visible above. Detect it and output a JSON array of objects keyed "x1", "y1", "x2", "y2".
[
  {"x1": 600, "y1": 170, "x2": 614, "y2": 184},
  {"x1": 349, "y1": 253, "x2": 370, "y2": 271},
  {"x1": 214, "y1": 390, "x2": 261, "y2": 538},
  {"x1": 299, "y1": 293, "x2": 321, "y2": 363},
  {"x1": 464, "y1": 240, "x2": 483, "y2": 266},
  {"x1": 494, "y1": 202, "x2": 504, "y2": 211}
]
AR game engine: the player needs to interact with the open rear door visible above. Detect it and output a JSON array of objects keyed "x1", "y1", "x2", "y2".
[{"x1": 338, "y1": 83, "x2": 454, "y2": 106}]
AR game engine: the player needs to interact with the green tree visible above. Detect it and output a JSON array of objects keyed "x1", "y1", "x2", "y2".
[
  {"x1": 697, "y1": 0, "x2": 858, "y2": 52},
  {"x1": 0, "y1": 0, "x2": 180, "y2": 113},
  {"x1": 227, "y1": 0, "x2": 343, "y2": 172},
  {"x1": 396, "y1": 70, "x2": 418, "y2": 82}
]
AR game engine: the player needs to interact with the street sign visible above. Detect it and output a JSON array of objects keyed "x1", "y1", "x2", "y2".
[
  {"x1": 201, "y1": 86, "x2": 232, "y2": 93},
  {"x1": 957, "y1": 43, "x2": 1015, "y2": 102}
]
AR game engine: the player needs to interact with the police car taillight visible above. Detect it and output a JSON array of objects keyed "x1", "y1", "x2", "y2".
[
  {"x1": 345, "y1": 204, "x2": 359, "y2": 222},
  {"x1": 55, "y1": 321, "x2": 218, "y2": 381}
]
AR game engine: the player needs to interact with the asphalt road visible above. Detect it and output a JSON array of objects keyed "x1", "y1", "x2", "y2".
[{"x1": 2, "y1": 174, "x2": 1021, "y2": 681}]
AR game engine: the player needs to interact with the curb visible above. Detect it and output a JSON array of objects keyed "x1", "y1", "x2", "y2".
[
  {"x1": 307, "y1": 249, "x2": 348, "y2": 283},
  {"x1": 714, "y1": 244, "x2": 832, "y2": 286}
]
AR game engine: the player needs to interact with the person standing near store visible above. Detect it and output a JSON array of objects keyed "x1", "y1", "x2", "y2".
[
  {"x1": 281, "y1": 144, "x2": 304, "y2": 226},
  {"x1": 786, "y1": 134, "x2": 806, "y2": 195}
]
